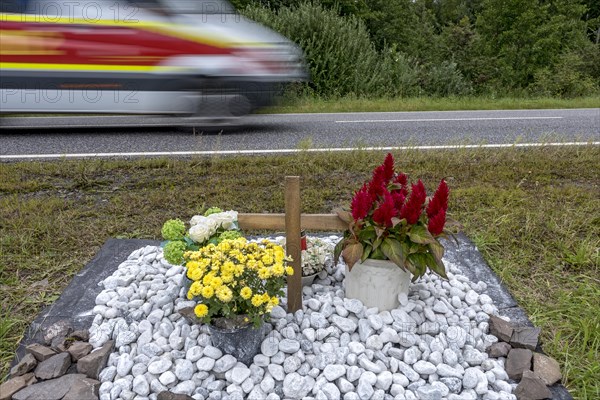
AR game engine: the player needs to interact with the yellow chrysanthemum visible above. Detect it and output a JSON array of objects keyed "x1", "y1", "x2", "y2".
[
  {"x1": 201, "y1": 286, "x2": 214, "y2": 299},
  {"x1": 194, "y1": 304, "x2": 209, "y2": 318},
  {"x1": 210, "y1": 277, "x2": 223, "y2": 289},
  {"x1": 272, "y1": 264, "x2": 285, "y2": 277},
  {"x1": 189, "y1": 281, "x2": 203, "y2": 297},
  {"x1": 221, "y1": 273, "x2": 234, "y2": 284},
  {"x1": 285, "y1": 266, "x2": 294, "y2": 276},
  {"x1": 258, "y1": 267, "x2": 271, "y2": 280},
  {"x1": 187, "y1": 267, "x2": 203, "y2": 282},
  {"x1": 216, "y1": 286, "x2": 233, "y2": 302},
  {"x1": 274, "y1": 253, "x2": 284, "y2": 264},
  {"x1": 261, "y1": 293, "x2": 270, "y2": 303},
  {"x1": 251, "y1": 294, "x2": 264, "y2": 307},
  {"x1": 240, "y1": 287, "x2": 252, "y2": 300},
  {"x1": 202, "y1": 274, "x2": 214, "y2": 286},
  {"x1": 261, "y1": 254, "x2": 274, "y2": 265},
  {"x1": 269, "y1": 297, "x2": 280, "y2": 307}
]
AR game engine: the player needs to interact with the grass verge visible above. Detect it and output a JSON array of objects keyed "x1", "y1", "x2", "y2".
[
  {"x1": 1, "y1": 147, "x2": 598, "y2": 399},
  {"x1": 264, "y1": 95, "x2": 600, "y2": 113}
]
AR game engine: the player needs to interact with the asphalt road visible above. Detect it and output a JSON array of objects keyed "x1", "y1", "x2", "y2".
[{"x1": 1, "y1": 108, "x2": 598, "y2": 159}]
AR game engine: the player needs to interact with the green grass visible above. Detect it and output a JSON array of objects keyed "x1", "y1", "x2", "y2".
[
  {"x1": 264, "y1": 95, "x2": 600, "y2": 113},
  {"x1": 1, "y1": 147, "x2": 599, "y2": 399}
]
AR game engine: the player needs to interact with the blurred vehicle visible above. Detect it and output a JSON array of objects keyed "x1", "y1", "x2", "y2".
[{"x1": 0, "y1": 0, "x2": 307, "y2": 119}]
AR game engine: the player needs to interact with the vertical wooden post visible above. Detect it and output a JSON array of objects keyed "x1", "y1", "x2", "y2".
[{"x1": 285, "y1": 176, "x2": 302, "y2": 313}]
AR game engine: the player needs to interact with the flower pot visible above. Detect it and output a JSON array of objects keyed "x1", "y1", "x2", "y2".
[
  {"x1": 207, "y1": 319, "x2": 264, "y2": 366},
  {"x1": 344, "y1": 259, "x2": 412, "y2": 311},
  {"x1": 301, "y1": 273, "x2": 318, "y2": 287}
]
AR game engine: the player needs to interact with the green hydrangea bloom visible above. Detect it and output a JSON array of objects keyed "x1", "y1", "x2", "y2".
[
  {"x1": 218, "y1": 230, "x2": 242, "y2": 242},
  {"x1": 161, "y1": 219, "x2": 186, "y2": 241},
  {"x1": 163, "y1": 240, "x2": 187, "y2": 265},
  {"x1": 204, "y1": 207, "x2": 223, "y2": 216}
]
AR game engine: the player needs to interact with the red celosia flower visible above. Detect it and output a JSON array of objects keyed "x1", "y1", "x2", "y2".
[
  {"x1": 426, "y1": 179, "x2": 449, "y2": 218},
  {"x1": 394, "y1": 173, "x2": 408, "y2": 187},
  {"x1": 351, "y1": 184, "x2": 373, "y2": 220},
  {"x1": 372, "y1": 191, "x2": 397, "y2": 227},
  {"x1": 382, "y1": 153, "x2": 395, "y2": 183},
  {"x1": 400, "y1": 180, "x2": 427, "y2": 224},
  {"x1": 368, "y1": 172, "x2": 386, "y2": 201},
  {"x1": 391, "y1": 191, "x2": 406, "y2": 210},
  {"x1": 428, "y1": 208, "x2": 446, "y2": 235}
]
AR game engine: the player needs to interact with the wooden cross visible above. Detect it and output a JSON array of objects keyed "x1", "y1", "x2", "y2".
[{"x1": 237, "y1": 176, "x2": 346, "y2": 313}]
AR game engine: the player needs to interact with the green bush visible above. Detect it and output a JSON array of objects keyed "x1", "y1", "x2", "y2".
[
  {"x1": 420, "y1": 61, "x2": 473, "y2": 96},
  {"x1": 243, "y1": 1, "x2": 421, "y2": 98},
  {"x1": 531, "y1": 51, "x2": 599, "y2": 97}
]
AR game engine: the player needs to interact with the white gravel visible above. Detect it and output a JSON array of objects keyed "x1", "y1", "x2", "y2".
[{"x1": 89, "y1": 236, "x2": 518, "y2": 400}]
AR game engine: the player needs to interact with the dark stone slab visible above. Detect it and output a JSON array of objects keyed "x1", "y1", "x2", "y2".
[
  {"x1": 515, "y1": 370, "x2": 552, "y2": 400},
  {"x1": 533, "y1": 353, "x2": 562, "y2": 386},
  {"x1": 77, "y1": 340, "x2": 115, "y2": 380},
  {"x1": 489, "y1": 315, "x2": 515, "y2": 343},
  {"x1": 157, "y1": 391, "x2": 195, "y2": 400},
  {"x1": 506, "y1": 348, "x2": 533, "y2": 380},
  {"x1": 511, "y1": 326, "x2": 542, "y2": 351},
  {"x1": 12, "y1": 235, "x2": 573, "y2": 399},
  {"x1": 487, "y1": 342, "x2": 512, "y2": 358},
  {"x1": 25, "y1": 343, "x2": 56, "y2": 362},
  {"x1": 9, "y1": 353, "x2": 37, "y2": 377},
  {"x1": 12, "y1": 373, "x2": 89, "y2": 400},
  {"x1": 0, "y1": 373, "x2": 36, "y2": 400},
  {"x1": 33, "y1": 352, "x2": 71, "y2": 380}
]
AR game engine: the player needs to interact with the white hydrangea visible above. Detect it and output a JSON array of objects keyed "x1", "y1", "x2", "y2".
[{"x1": 275, "y1": 236, "x2": 334, "y2": 276}]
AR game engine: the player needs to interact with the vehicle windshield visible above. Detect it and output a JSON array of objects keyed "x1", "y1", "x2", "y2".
[{"x1": 160, "y1": 0, "x2": 236, "y2": 14}]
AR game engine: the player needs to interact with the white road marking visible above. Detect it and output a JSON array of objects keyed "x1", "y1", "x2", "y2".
[
  {"x1": 1, "y1": 142, "x2": 598, "y2": 160},
  {"x1": 335, "y1": 117, "x2": 565, "y2": 123}
]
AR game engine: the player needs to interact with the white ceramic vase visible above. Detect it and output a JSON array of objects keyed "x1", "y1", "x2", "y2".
[{"x1": 344, "y1": 258, "x2": 412, "y2": 311}]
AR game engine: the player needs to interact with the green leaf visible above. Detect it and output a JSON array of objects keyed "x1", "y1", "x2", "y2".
[
  {"x1": 342, "y1": 242, "x2": 364, "y2": 270},
  {"x1": 334, "y1": 238, "x2": 346, "y2": 264},
  {"x1": 372, "y1": 237, "x2": 383, "y2": 251},
  {"x1": 358, "y1": 226, "x2": 377, "y2": 242},
  {"x1": 381, "y1": 238, "x2": 406, "y2": 269},
  {"x1": 361, "y1": 244, "x2": 372, "y2": 262},
  {"x1": 428, "y1": 242, "x2": 448, "y2": 279},
  {"x1": 408, "y1": 253, "x2": 428, "y2": 281},
  {"x1": 407, "y1": 224, "x2": 436, "y2": 244},
  {"x1": 403, "y1": 259, "x2": 416, "y2": 275}
]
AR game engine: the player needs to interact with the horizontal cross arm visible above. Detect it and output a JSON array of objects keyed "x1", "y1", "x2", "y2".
[{"x1": 238, "y1": 213, "x2": 347, "y2": 231}]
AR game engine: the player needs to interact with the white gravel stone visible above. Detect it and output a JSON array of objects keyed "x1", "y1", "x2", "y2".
[
  {"x1": 465, "y1": 290, "x2": 479, "y2": 305},
  {"x1": 413, "y1": 360, "x2": 437, "y2": 375},
  {"x1": 174, "y1": 359, "x2": 194, "y2": 381},
  {"x1": 159, "y1": 371, "x2": 177, "y2": 386},
  {"x1": 279, "y1": 339, "x2": 300, "y2": 354},
  {"x1": 268, "y1": 364, "x2": 285, "y2": 381},
  {"x1": 261, "y1": 337, "x2": 279, "y2": 357},
  {"x1": 231, "y1": 367, "x2": 251, "y2": 385},
  {"x1": 148, "y1": 358, "x2": 173, "y2": 375},
  {"x1": 132, "y1": 375, "x2": 149, "y2": 396},
  {"x1": 203, "y1": 346, "x2": 223, "y2": 359},
  {"x1": 196, "y1": 357, "x2": 216, "y2": 371},
  {"x1": 323, "y1": 364, "x2": 346, "y2": 381},
  {"x1": 332, "y1": 316, "x2": 357, "y2": 333}
]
